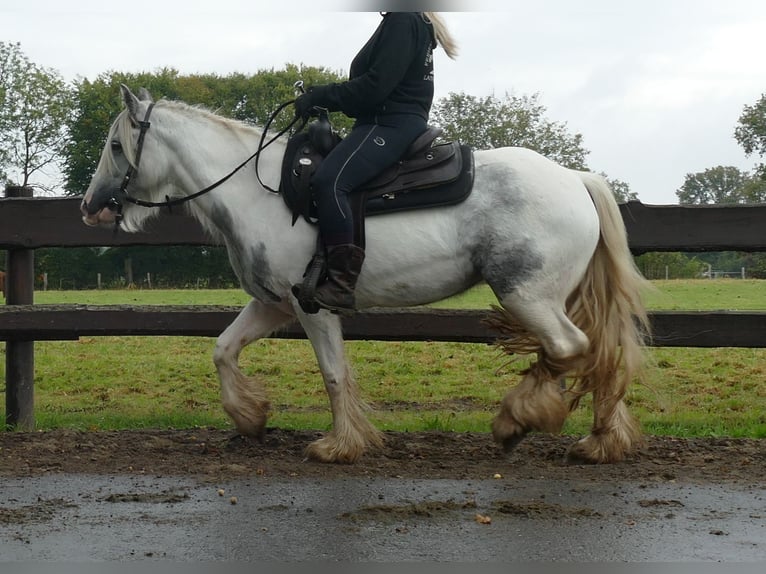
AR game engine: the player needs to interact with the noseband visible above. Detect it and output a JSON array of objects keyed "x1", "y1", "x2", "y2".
[{"x1": 98, "y1": 99, "x2": 301, "y2": 231}]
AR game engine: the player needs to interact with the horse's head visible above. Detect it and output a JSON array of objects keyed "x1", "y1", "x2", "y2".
[{"x1": 81, "y1": 84, "x2": 162, "y2": 231}]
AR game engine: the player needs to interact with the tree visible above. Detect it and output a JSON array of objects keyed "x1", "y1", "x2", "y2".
[
  {"x1": 602, "y1": 175, "x2": 637, "y2": 203},
  {"x1": 676, "y1": 165, "x2": 760, "y2": 205},
  {"x1": 734, "y1": 94, "x2": 766, "y2": 175},
  {"x1": 634, "y1": 252, "x2": 706, "y2": 279},
  {"x1": 430, "y1": 91, "x2": 589, "y2": 169},
  {"x1": 738, "y1": 174, "x2": 766, "y2": 203},
  {"x1": 676, "y1": 165, "x2": 765, "y2": 204},
  {"x1": 734, "y1": 95, "x2": 766, "y2": 202},
  {"x1": 0, "y1": 42, "x2": 74, "y2": 191}
]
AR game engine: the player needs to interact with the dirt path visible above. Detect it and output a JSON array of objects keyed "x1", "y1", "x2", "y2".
[{"x1": 1, "y1": 428, "x2": 763, "y2": 483}]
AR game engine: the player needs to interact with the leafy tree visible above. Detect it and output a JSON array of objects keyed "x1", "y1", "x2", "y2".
[
  {"x1": 734, "y1": 95, "x2": 766, "y2": 215},
  {"x1": 731, "y1": 96, "x2": 766, "y2": 200},
  {"x1": 741, "y1": 252, "x2": 766, "y2": 279},
  {"x1": 634, "y1": 252, "x2": 706, "y2": 279},
  {"x1": 35, "y1": 247, "x2": 111, "y2": 289},
  {"x1": 734, "y1": 94, "x2": 766, "y2": 175},
  {"x1": 430, "y1": 91, "x2": 589, "y2": 169},
  {"x1": 0, "y1": 42, "x2": 74, "y2": 191},
  {"x1": 738, "y1": 173, "x2": 766, "y2": 203},
  {"x1": 675, "y1": 165, "x2": 763, "y2": 205},
  {"x1": 602, "y1": 175, "x2": 637, "y2": 203}
]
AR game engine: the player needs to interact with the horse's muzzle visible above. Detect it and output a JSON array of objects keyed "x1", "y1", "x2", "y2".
[{"x1": 80, "y1": 195, "x2": 121, "y2": 227}]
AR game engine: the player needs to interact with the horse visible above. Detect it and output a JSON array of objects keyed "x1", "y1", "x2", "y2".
[{"x1": 81, "y1": 85, "x2": 650, "y2": 464}]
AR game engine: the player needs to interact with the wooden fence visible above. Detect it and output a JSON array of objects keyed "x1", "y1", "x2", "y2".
[{"x1": 3, "y1": 194, "x2": 766, "y2": 429}]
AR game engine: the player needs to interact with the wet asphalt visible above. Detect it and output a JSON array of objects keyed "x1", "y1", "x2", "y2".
[{"x1": 1, "y1": 473, "x2": 764, "y2": 561}]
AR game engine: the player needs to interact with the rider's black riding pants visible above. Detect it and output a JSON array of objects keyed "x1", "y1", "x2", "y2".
[{"x1": 313, "y1": 113, "x2": 427, "y2": 247}]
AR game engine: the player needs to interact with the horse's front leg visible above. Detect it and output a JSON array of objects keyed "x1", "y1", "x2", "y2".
[
  {"x1": 297, "y1": 311, "x2": 384, "y2": 463},
  {"x1": 213, "y1": 299, "x2": 294, "y2": 439}
]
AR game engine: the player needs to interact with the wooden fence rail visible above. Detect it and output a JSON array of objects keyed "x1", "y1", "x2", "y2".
[
  {"x1": 2, "y1": 305, "x2": 766, "y2": 347},
  {"x1": 3, "y1": 197, "x2": 766, "y2": 252},
  {"x1": 3, "y1": 195, "x2": 766, "y2": 429}
]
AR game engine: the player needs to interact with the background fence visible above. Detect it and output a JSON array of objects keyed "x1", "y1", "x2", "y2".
[{"x1": 3, "y1": 194, "x2": 766, "y2": 429}]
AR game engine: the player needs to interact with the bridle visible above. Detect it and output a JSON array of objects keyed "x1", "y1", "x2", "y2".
[
  {"x1": 103, "y1": 98, "x2": 302, "y2": 229},
  {"x1": 104, "y1": 102, "x2": 155, "y2": 223}
]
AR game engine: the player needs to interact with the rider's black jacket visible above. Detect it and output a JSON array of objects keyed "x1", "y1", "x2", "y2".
[{"x1": 307, "y1": 12, "x2": 436, "y2": 121}]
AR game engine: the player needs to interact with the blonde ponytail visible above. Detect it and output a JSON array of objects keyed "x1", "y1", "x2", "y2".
[{"x1": 424, "y1": 12, "x2": 458, "y2": 60}]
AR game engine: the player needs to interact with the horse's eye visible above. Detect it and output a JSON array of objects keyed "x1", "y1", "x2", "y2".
[{"x1": 110, "y1": 140, "x2": 122, "y2": 152}]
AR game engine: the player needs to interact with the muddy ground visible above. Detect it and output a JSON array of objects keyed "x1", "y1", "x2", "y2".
[
  {"x1": 1, "y1": 429, "x2": 765, "y2": 561},
  {"x1": 0, "y1": 428, "x2": 763, "y2": 484}
]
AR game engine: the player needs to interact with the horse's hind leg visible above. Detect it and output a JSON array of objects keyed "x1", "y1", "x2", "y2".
[
  {"x1": 213, "y1": 299, "x2": 294, "y2": 438},
  {"x1": 298, "y1": 312, "x2": 384, "y2": 463},
  {"x1": 490, "y1": 298, "x2": 589, "y2": 451}
]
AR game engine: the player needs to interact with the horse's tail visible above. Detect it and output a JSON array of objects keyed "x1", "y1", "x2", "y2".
[{"x1": 563, "y1": 171, "x2": 651, "y2": 458}]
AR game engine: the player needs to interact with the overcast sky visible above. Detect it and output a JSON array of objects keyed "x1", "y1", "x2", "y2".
[{"x1": 3, "y1": 0, "x2": 765, "y2": 204}]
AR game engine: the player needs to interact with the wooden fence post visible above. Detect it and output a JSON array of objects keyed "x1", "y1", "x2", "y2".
[{"x1": 4, "y1": 185, "x2": 35, "y2": 430}]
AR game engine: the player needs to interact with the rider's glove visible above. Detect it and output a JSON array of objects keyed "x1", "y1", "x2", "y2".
[{"x1": 294, "y1": 89, "x2": 318, "y2": 119}]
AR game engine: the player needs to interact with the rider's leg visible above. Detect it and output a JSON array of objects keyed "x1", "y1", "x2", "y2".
[{"x1": 310, "y1": 114, "x2": 427, "y2": 313}]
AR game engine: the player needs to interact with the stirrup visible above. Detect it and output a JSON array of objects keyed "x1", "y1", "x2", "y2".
[
  {"x1": 293, "y1": 250, "x2": 325, "y2": 315},
  {"x1": 313, "y1": 292, "x2": 356, "y2": 317}
]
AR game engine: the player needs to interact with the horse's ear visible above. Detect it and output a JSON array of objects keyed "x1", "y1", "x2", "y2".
[
  {"x1": 120, "y1": 84, "x2": 140, "y2": 123},
  {"x1": 137, "y1": 87, "x2": 153, "y2": 102}
]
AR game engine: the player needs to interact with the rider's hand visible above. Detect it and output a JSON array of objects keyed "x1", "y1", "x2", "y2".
[{"x1": 294, "y1": 90, "x2": 316, "y2": 120}]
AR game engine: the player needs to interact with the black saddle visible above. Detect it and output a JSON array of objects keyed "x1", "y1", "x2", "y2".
[{"x1": 279, "y1": 120, "x2": 475, "y2": 247}]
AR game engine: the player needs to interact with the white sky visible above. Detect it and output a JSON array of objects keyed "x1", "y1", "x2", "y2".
[{"x1": 2, "y1": 0, "x2": 765, "y2": 204}]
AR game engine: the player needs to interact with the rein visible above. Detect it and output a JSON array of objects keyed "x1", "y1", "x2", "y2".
[{"x1": 107, "y1": 98, "x2": 302, "y2": 226}]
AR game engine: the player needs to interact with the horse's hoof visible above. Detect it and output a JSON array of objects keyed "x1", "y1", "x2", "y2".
[
  {"x1": 500, "y1": 432, "x2": 527, "y2": 453},
  {"x1": 224, "y1": 433, "x2": 249, "y2": 450},
  {"x1": 251, "y1": 426, "x2": 267, "y2": 443},
  {"x1": 565, "y1": 445, "x2": 599, "y2": 465},
  {"x1": 492, "y1": 414, "x2": 528, "y2": 453},
  {"x1": 226, "y1": 428, "x2": 266, "y2": 448},
  {"x1": 304, "y1": 435, "x2": 363, "y2": 464}
]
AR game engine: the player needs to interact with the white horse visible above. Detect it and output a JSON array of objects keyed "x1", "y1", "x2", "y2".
[{"x1": 82, "y1": 85, "x2": 650, "y2": 464}]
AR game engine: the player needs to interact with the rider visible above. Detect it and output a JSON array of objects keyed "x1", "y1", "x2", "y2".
[{"x1": 293, "y1": 11, "x2": 458, "y2": 313}]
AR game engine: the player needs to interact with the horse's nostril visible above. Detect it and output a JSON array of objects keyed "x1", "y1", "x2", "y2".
[{"x1": 81, "y1": 198, "x2": 97, "y2": 215}]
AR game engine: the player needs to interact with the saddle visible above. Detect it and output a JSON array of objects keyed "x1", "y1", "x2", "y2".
[{"x1": 279, "y1": 120, "x2": 475, "y2": 247}]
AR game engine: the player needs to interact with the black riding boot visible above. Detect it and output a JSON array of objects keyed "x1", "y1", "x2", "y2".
[{"x1": 313, "y1": 244, "x2": 365, "y2": 314}]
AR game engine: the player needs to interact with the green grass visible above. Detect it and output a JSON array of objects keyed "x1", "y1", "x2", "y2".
[
  {"x1": 642, "y1": 279, "x2": 766, "y2": 311},
  {"x1": 31, "y1": 278, "x2": 766, "y2": 310},
  {"x1": 3, "y1": 280, "x2": 766, "y2": 437},
  {"x1": 33, "y1": 288, "x2": 253, "y2": 306}
]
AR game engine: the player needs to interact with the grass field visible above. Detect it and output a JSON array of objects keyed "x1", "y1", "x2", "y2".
[{"x1": 2, "y1": 280, "x2": 765, "y2": 438}]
